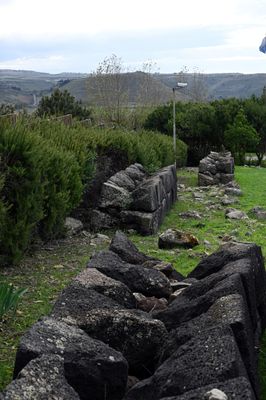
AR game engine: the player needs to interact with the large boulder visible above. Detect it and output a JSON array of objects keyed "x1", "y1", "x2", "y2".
[
  {"x1": 159, "y1": 377, "x2": 255, "y2": 400},
  {"x1": 87, "y1": 250, "x2": 172, "y2": 298},
  {"x1": 73, "y1": 267, "x2": 136, "y2": 308},
  {"x1": 14, "y1": 318, "x2": 128, "y2": 400},
  {"x1": 125, "y1": 325, "x2": 247, "y2": 400},
  {"x1": 2, "y1": 355, "x2": 80, "y2": 400}
]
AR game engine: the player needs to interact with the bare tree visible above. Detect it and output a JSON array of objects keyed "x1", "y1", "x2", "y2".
[{"x1": 87, "y1": 54, "x2": 129, "y2": 125}]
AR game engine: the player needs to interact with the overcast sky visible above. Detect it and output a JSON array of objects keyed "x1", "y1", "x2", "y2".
[{"x1": 0, "y1": 0, "x2": 266, "y2": 74}]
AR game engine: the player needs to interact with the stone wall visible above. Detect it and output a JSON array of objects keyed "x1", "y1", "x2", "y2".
[
  {"x1": 90, "y1": 164, "x2": 177, "y2": 235},
  {"x1": 2, "y1": 232, "x2": 265, "y2": 399},
  {"x1": 198, "y1": 151, "x2": 234, "y2": 186}
]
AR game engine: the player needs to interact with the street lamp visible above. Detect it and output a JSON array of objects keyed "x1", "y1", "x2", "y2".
[{"x1": 173, "y1": 82, "x2": 188, "y2": 166}]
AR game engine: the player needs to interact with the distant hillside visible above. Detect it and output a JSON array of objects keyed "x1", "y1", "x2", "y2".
[{"x1": 1, "y1": 69, "x2": 266, "y2": 109}]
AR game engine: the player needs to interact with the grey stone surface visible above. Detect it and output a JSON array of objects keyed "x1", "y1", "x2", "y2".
[
  {"x1": 124, "y1": 164, "x2": 146, "y2": 184},
  {"x1": 110, "y1": 230, "x2": 153, "y2": 264},
  {"x1": 109, "y1": 170, "x2": 136, "y2": 191},
  {"x1": 154, "y1": 272, "x2": 247, "y2": 330},
  {"x1": 198, "y1": 151, "x2": 234, "y2": 187},
  {"x1": 158, "y1": 294, "x2": 259, "y2": 397},
  {"x1": 125, "y1": 325, "x2": 247, "y2": 400},
  {"x1": 131, "y1": 176, "x2": 166, "y2": 212},
  {"x1": 87, "y1": 250, "x2": 172, "y2": 298},
  {"x1": 14, "y1": 318, "x2": 128, "y2": 400},
  {"x1": 64, "y1": 217, "x2": 83, "y2": 236},
  {"x1": 2, "y1": 355, "x2": 80, "y2": 400},
  {"x1": 73, "y1": 267, "x2": 136, "y2": 308},
  {"x1": 121, "y1": 209, "x2": 161, "y2": 235},
  {"x1": 158, "y1": 377, "x2": 255, "y2": 399},
  {"x1": 99, "y1": 181, "x2": 132, "y2": 209},
  {"x1": 90, "y1": 209, "x2": 119, "y2": 230},
  {"x1": 225, "y1": 208, "x2": 248, "y2": 220}
]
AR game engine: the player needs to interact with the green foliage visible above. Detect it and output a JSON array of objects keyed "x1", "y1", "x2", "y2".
[
  {"x1": 0, "y1": 104, "x2": 15, "y2": 115},
  {"x1": 224, "y1": 109, "x2": 259, "y2": 164},
  {"x1": 0, "y1": 117, "x2": 183, "y2": 264},
  {"x1": 0, "y1": 283, "x2": 27, "y2": 321},
  {"x1": 36, "y1": 88, "x2": 92, "y2": 120}
]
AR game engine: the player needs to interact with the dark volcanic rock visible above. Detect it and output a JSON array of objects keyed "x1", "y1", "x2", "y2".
[
  {"x1": 124, "y1": 164, "x2": 146, "y2": 184},
  {"x1": 87, "y1": 250, "x2": 172, "y2": 298},
  {"x1": 188, "y1": 242, "x2": 266, "y2": 328},
  {"x1": 73, "y1": 308, "x2": 167, "y2": 377},
  {"x1": 131, "y1": 176, "x2": 166, "y2": 212},
  {"x1": 159, "y1": 377, "x2": 255, "y2": 400},
  {"x1": 14, "y1": 318, "x2": 128, "y2": 400},
  {"x1": 51, "y1": 282, "x2": 122, "y2": 323},
  {"x1": 154, "y1": 272, "x2": 246, "y2": 330},
  {"x1": 73, "y1": 267, "x2": 136, "y2": 308},
  {"x1": 2, "y1": 355, "x2": 80, "y2": 400},
  {"x1": 121, "y1": 209, "x2": 161, "y2": 235},
  {"x1": 110, "y1": 230, "x2": 153, "y2": 264},
  {"x1": 159, "y1": 294, "x2": 259, "y2": 397},
  {"x1": 125, "y1": 325, "x2": 247, "y2": 400}
]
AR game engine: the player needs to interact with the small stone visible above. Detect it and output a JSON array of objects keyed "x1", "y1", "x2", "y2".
[
  {"x1": 179, "y1": 211, "x2": 201, "y2": 219},
  {"x1": 204, "y1": 388, "x2": 228, "y2": 400},
  {"x1": 158, "y1": 229, "x2": 199, "y2": 249},
  {"x1": 225, "y1": 208, "x2": 248, "y2": 220},
  {"x1": 64, "y1": 217, "x2": 83, "y2": 236}
]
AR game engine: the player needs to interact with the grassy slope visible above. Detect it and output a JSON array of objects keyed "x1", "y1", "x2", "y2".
[{"x1": 1, "y1": 166, "x2": 266, "y2": 394}]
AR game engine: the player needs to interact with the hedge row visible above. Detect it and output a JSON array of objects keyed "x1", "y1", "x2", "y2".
[{"x1": 0, "y1": 118, "x2": 187, "y2": 264}]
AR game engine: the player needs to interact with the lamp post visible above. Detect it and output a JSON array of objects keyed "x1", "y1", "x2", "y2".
[{"x1": 173, "y1": 82, "x2": 187, "y2": 166}]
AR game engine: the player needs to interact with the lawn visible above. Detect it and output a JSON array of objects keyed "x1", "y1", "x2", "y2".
[{"x1": 1, "y1": 165, "x2": 266, "y2": 396}]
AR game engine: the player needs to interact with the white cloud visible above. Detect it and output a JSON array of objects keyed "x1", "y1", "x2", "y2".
[
  {"x1": 0, "y1": 0, "x2": 264, "y2": 39},
  {"x1": 0, "y1": 55, "x2": 66, "y2": 72}
]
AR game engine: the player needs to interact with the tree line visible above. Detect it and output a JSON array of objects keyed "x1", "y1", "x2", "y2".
[{"x1": 144, "y1": 92, "x2": 266, "y2": 166}]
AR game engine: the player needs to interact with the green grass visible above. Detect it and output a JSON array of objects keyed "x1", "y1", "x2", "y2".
[{"x1": 1, "y1": 166, "x2": 266, "y2": 395}]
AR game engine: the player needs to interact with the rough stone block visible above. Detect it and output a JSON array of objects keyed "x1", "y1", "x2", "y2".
[
  {"x1": 125, "y1": 325, "x2": 247, "y2": 400},
  {"x1": 14, "y1": 318, "x2": 128, "y2": 400},
  {"x1": 131, "y1": 176, "x2": 166, "y2": 212},
  {"x1": 154, "y1": 272, "x2": 246, "y2": 330},
  {"x1": 73, "y1": 267, "x2": 136, "y2": 308},
  {"x1": 2, "y1": 355, "x2": 80, "y2": 400},
  {"x1": 109, "y1": 170, "x2": 136, "y2": 191},
  {"x1": 109, "y1": 230, "x2": 153, "y2": 265},
  {"x1": 121, "y1": 209, "x2": 161, "y2": 235},
  {"x1": 99, "y1": 181, "x2": 132, "y2": 209},
  {"x1": 90, "y1": 209, "x2": 119, "y2": 230},
  {"x1": 159, "y1": 294, "x2": 259, "y2": 397},
  {"x1": 87, "y1": 250, "x2": 172, "y2": 298}
]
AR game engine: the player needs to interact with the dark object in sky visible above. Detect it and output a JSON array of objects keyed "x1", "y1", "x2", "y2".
[{"x1": 259, "y1": 36, "x2": 266, "y2": 54}]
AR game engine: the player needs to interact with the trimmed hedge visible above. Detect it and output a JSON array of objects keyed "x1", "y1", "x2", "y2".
[{"x1": 0, "y1": 118, "x2": 187, "y2": 264}]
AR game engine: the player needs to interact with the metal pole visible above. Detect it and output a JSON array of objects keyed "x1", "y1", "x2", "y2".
[{"x1": 173, "y1": 88, "x2": 176, "y2": 167}]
